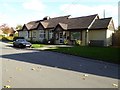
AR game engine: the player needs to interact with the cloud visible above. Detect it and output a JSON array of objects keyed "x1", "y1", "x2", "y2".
[
  {"x1": 0, "y1": 14, "x2": 15, "y2": 27},
  {"x1": 43, "y1": 0, "x2": 118, "y2": 3},
  {"x1": 0, "y1": 0, "x2": 46, "y2": 27},
  {"x1": 1, "y1": 0, "x2": 117, "y2": 3},
  {"x1": 0, "y1": 13, "x2": 8, "y2": 24},
  {"x1": 0, "y1": 0, "x2": 26, "y2": 3},
  {"x1": 60, "y1": 4, "x2": 118, "y2": 27},
  {"x1": 23, "y1": 0, "x2": 46, "y2": 11},
  {"x1": 0, "y1": 0, "x2": 118, "y2": 28}
]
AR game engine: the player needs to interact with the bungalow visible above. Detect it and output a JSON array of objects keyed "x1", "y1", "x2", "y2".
[{"x1": 18, "y1": 14, "x2": 115, "y2": 46}]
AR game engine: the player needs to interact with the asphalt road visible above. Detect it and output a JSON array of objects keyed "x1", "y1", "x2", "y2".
[{"x1": 0, "y1": 41, "x2": 119, "y2": 88}]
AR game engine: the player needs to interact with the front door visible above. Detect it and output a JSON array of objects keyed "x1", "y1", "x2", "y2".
[{"x1": 59, "y1": 32, "x2": 63, "y2": 44}]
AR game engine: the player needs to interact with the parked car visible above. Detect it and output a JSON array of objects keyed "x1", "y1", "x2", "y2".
[{"x1": 13, "y1": 39, "x2": 31, "y2": 48}]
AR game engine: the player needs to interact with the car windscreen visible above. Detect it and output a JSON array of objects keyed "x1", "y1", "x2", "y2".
[{"x1": 17, "y1": 39, "x2": 26, "y2": 42}]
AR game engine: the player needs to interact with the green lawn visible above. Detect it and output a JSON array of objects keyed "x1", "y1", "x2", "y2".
[
  {"x1": 31, "y1": 44, "x2": 47, "y2": 48},
  {"x1": 47, "y1": 46, "x2": 119, "y2": 64}
]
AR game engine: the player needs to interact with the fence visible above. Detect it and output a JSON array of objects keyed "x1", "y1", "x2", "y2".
[{"x1": 112, "y1": 30, "x2": 120, "y2": 46}]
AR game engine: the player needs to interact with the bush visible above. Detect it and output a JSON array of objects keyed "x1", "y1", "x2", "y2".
[
  {"x1": 1, "y1": 36, "x2": 13, "y2": 41},
  {"x1": 42, "y1": 39, "x2": 48, "y2": 44},
  {"x1": 64, "y1": 39, "x2": 68, "y2": 45},
  {"x1": 0, "y1": 35, "x2": 3, "y2": 40},
  {"x1": 48, "y1": 38, "x2": 55, "y2": 45},
  {"x1": 28, "y1": 40, "x2": 41, "y2": 44},
  {"x1": 75, "y1": 40, "x2": 81, "y2": 46},
  {"x1": 1, "y1": 37, "x2": 9, "y2": 41}
]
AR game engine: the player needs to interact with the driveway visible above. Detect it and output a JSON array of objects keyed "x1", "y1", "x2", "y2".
[{"x1": 1, "y1": 41, "x2": 119, "y2": 88}]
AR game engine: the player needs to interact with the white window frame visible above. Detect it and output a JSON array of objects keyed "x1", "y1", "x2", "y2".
[
  {"x1": 33, "y1": 31, "x2": 36, "y2": 38},
  {"x1": 49, "y1": 30, "x2": 53, "y2": 39},
  {"x1": 39, "y1": 30, "x2": 45, "y2": 40}
]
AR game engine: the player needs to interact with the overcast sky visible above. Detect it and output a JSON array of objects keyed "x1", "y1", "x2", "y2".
[{"x1": 0, "y1": 0, "x2": 119, "y2": 28}]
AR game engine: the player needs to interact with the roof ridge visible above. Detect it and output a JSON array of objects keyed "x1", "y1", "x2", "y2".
[
  {"x1": 99, "y1": 17, "x2": 112, "y2": 20},
  {"x1": 69, "y1": 14, "x2": 98, "y2": 19}
]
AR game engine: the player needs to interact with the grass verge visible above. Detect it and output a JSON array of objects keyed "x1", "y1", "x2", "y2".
[
  {"x1": 46, "y1": 46, "x2": 119, "y2": 64},
  {"x1": 31, "y1": 44, "x2": 47, "y2": 48}
]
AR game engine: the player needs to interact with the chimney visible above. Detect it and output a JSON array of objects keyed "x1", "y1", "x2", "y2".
[{"x1": 43, "y1": 16, "x2": 50, "y2": 20}]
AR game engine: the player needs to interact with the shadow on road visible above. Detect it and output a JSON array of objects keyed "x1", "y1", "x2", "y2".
[{"x1": 1, "y1": 50, "x2": 120, "y2": 79}]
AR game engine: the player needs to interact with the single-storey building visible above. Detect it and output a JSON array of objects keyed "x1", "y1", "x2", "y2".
[{"x1": 18, "y1": 14, "x2": 115, "y2": 46}]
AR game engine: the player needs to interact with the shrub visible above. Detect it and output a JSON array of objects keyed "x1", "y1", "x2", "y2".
[
  {"x1": 2, "y1": 37, "x2": 9, "y2": 41},
  {"x1": 48, "y1": 38, "x2": 55, "y2": 45},
  {"x1": 1, "y1": 36, "x2": 13, "y2": 41},
  {"x1": 75, "y1": 40, "x2": 81, "y2": 46},
  {"x1": 28, "y1": 41, "x2": 41, "y2": 44},
  {"x1": 64, "y1": 39, "x2": 68, "y2": 45},
  {"x1": 0, "y1": 35, "x2": 3, "y2": 40},
  {"x1": 42, "y1": 39, "x2": 48, "y2": 44}
]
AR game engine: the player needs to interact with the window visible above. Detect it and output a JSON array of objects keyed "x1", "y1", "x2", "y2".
[
  {"x1": 40, "y1": 34, "x2": 44, "y2": 38},
  {"x1": 55, "y1": 33, "x2": 59, "y2": 40},
  {"x1": 49, "y1": 30, "x2": 53, "y2": 39},
  {"x1": 28, "y1": 31, "x2": 29, "y2": 38},
  {"x1": 60, "y1": 40, "x2": 63, "y2": 43},
  {"x1": 33, "y1": 31, "x2": 36, "y2": 38},
  {"x1": 59, "y1": 32, "x2": 63, "y2": 43},
  {"x1": 71, "y1": 32, "x2": 81, "y2": 40},
  {"x1": 59, "y1": 32, "x2": 63, "y2": 38},
  {"x1": 63, "y1": 32, "x2": 66, "y2": 39},
  {"x1": 39, "y1": 30, "x2": 45, "y2": 39},
  {"x1": 40, "y1": 30, "x2": 44, "y2": 33}
]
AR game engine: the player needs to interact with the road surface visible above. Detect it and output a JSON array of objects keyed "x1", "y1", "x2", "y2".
[{"x1": 0, "y1": 41, "x2": 119, "y2": 88}]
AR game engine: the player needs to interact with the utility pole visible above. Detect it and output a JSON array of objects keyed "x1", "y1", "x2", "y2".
[
  {"x1": 118, "y1": 1, "x2": 120, "y2": 27},
  {"x1": 103, "y1": 9, "x2": 105, "y2": 18}
]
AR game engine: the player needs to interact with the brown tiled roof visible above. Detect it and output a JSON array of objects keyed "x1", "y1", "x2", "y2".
[
  {"x1": 43, "y1": 15, "x2": 70, "y2": 29},
  {"x1": 30, "y1": 21, "x2": 49, "y2": 30},
  {"x1": 67, "y1": 14, "x2": 98, "y2": 30},
  {"x1": 21, "y1": 15, "x2": 70, "y2": 30},
  {"x1": 89, "y1": 17, "x2": 112, "y2": 30},
  {"x1": 30, "y1": 22, "x2": 39, "y2": 30},
  {"x1": 25, "y1": 24, "x2": 33, "y2": 30},
  {"x1": 21, "y1": 14, "x2": 112, "y2": 31},
  {"x1": 58, "y1": 23, "x2": 68, "y2": 30},
  {"x1": 41, "y1": 22, "x2": 49, "y2": 28},
  {"x1": 23, "y1": 19, "x2": 44, "y2": 30},
  {"x1": 54, "y1": 14, "x2": 98, "y2": 30}
]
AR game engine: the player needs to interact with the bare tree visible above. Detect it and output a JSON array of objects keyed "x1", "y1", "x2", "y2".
[{"x1": 0, "y1": 24, "x2": 14, "y2": 35}]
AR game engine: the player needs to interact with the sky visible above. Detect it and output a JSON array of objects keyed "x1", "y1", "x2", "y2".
[{"x1": 0, "y1": 0, "x2": 119, "y2": 28}]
